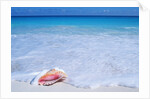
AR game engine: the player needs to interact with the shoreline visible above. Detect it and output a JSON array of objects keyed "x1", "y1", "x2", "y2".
[{"x1": 11, "y1": 81, "x2": 139, "y2": 92}]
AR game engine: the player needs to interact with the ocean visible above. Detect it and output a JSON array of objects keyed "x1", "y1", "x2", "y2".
[{"x1": 11, "y1": 16, "x2": 139, "y2": 88}]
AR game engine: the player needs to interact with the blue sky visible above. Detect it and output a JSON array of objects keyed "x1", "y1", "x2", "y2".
[{"x1": 11, "y1": 7, "x2": 139, "y2": 16}]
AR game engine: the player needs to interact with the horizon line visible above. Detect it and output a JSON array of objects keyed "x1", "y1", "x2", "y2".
[{"x1": 11, "y1": 15, "x2": 139, "y2": 17}]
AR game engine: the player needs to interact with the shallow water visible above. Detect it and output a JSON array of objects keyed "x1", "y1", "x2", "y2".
[{"x1": 11, "y1": 16, "x2": 139, "y2": 88}]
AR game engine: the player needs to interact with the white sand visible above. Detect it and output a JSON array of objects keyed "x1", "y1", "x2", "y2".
[{"x1": 11, "y1": 81, "x2": 138, "y2": 92}]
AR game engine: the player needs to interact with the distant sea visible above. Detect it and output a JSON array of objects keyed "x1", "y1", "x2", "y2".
[{"x1": 11, "y1": 16, "x2": 139, "y2": 88}]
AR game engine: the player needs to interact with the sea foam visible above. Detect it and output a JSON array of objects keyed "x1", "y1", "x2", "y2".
[{"x1": 11, "y1": 32, "x2": 139, "y2": 88}]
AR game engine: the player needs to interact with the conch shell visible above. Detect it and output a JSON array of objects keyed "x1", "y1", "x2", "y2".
[
  {"x1": 30, "y1": 68, "x2": 67, "y2": 86},
  {"x1": 38, "y1": 68, "x2": 67, "y2": 86}
]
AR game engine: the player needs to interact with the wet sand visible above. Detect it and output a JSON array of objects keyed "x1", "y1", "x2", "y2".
[{"x1": 11, "y1": 81, "x2": 139, "y2": 92}]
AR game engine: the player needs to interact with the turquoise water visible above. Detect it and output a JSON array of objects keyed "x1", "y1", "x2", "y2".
[
  {"x1": 12, "y1": 16, "x2": 139, "y2": 35},
  {"x1": 11, "y1": 16, "x2": 139, "y2": 88}
]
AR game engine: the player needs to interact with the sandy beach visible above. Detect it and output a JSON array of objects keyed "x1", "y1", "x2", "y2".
[{"x1": 11, "y1": 81, "x2": 138, "y2": 92}]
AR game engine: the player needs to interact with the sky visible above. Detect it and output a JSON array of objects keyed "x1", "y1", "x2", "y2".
[{"x1": 11, "y1": 7, "x2": 139, "y2": 16}]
